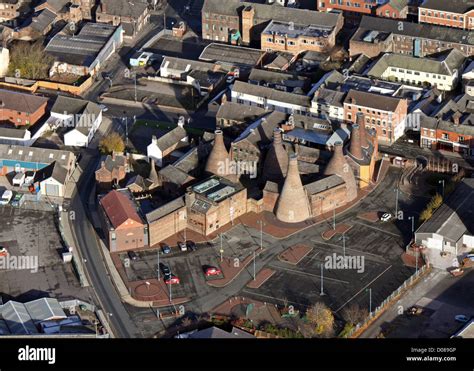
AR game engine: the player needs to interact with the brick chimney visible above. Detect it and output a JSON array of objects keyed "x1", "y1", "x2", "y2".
[
  {"x1": 452, "y1": 111, "x2": 462, "y2": 126},
  {"x1": 356, "y1": 112, "x2": 369, "y2": 149},
  {"x1": 241, "y1": 6, "x2": 255, "y2": 45},
  {"x1": 324, "y1": 141, "x2": 357, "y2": 202},
  {"x1": 263, "y1": 128, "x2": 288, "y2": 184},
  {"x1": 349, "y1": 124, "x2": 364, "y2": 161},
  {"x1": 275, "y1": 154, "x2": 311, "y2": 223}
]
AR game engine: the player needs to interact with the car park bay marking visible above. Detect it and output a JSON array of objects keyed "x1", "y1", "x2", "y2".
[
  {"x1": 310, "y1": 240, "x2": 389, "y2": 263},
  {"x1": 352, "y1": 221, "x2": 399, "y2": 237},
  {"x1": 269, "y1": 264, "x2": 350, "y2": 284},
  {"x1": 334, "y1": 265, "x2": 393, "y2": 313}
]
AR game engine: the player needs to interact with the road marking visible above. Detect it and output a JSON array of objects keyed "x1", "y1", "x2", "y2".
[
  {"x1": 352, "y1": 221, "x2": 399, "y2": 237},
  {"x1": 334, "y1": 265, "x2": 393, "y2": 313},
  {"x1": 269, "y1": 264, "x2": 349, "y2": 284},
  {"x1": 241, "y1": 290, "x2": 310, "y2": 308}
]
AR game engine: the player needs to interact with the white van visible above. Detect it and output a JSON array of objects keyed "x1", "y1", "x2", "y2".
[{"x1": 0, "y1": 190, "x2": 13, "y2": 205}]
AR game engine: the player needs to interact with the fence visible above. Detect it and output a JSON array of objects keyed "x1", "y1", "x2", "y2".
[{"x1": 347, "y1": 264, "x2": 430, "y2": 338}]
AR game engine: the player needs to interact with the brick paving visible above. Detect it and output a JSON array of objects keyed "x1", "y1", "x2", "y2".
[
  {"x1": 321, "y1": 223, "x2": 353, "y2": 240},
  {"x1": 357, "y1": 211, "x2": 381, "y2": 223},
  {"x1": 246, "y1": 269, "x2": 276, "y2": 289},
  {"x1": 278, "y1": 244, "x2": 313, "y2": 265}
]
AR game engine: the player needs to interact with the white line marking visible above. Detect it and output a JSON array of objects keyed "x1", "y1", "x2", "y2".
[
  {"x1": 269, "y1": 264, "x2": 350, "y2": 284},
  {"x1": 334, "y1": 265, "x2": 393, "y2": 313}
]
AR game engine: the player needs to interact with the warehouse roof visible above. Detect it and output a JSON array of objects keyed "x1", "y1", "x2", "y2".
[
  {"x1": 146, "y1": 197, "x2": 185, "y2": 223},
  {"x1": 344, "y1": 89, "x2": 404, "y2": 112},
  {"x1": 0, "y1": 301, "x2": 38, "y2": 335},
  {"x1": 98, "y1": 0, "x2": 148, "y2": 19},
  {"x1": 45, "y1": 23, "x2": 119, "y2": 67},
  {"x1": 199, "y1": 43, "x2": 264, "y2": 67},
  {"x1": 24, "y1": 298, "x2": 67, "y2": 324}
]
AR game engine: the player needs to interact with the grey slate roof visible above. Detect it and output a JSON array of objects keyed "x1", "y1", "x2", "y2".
[
  {"x1": 0, "y1": 301, "x2": 38, "y2": 335},
  {"x1": 419, "y1": 0, "x2": 474, "y2": 14},
  {"x1": 146, "y1": 196, "x2": 185, "y2": 223},
  {"x1": 344, "y1": 89, "x2": 403, "y2": 112},
  {"x1": 98, "y1": 0, "x2": 148, "y2": 19},
  {"x1": 153, "y1": 126, "x2": 187, "y2": 151},
  {"x1": 31, "y1": 8, "x2": 57, "y2": 33},
  {"x1": 355, "y1": 15, "x2": 474, "y2": 46},
  {"x1": 0, "y1": 89, "x2": 48, "y2": 114},
  {"x1": 216, "y1": 101, "x2": 268, "y2": 123},
  {"x1": 367, "y1": 49, "x2": 466, "y2": 77},
  {"x1": 305, "y1": 174, "x2": 345, "y2": 195},
  {"x1": 203, "y1": 0, "x2": 341, "y2": 28},
  {"x1": 416, "y1": 179, "x2": 474, "y2": 243}
]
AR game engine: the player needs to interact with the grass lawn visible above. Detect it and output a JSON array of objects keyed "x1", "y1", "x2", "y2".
[{"x1": 133, "y1": 119, "x2": 205, "y2": 136}]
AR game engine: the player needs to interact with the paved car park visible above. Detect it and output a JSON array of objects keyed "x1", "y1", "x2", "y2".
[{"x1": 0, "y1": 206, "x2": 89, "y2": 303}]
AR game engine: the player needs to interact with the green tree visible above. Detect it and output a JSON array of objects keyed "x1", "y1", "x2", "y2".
[
  {"x1": 8, "y1": 41, "x2": 54, "y2": 80},
  {"x1": 99, "y1": 132, "x2": 125, "y2": 154}
]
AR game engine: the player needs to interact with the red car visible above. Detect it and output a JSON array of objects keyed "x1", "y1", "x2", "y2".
[
  {"x1": 205, "y1": 267, "x2": 222, "y2": 277},
  {"x1": 165, "y1": 275, "x2": 180, "y2": 285},
  {"x1": 0, "y1": 247, "x2": 8, "y2": 257}
]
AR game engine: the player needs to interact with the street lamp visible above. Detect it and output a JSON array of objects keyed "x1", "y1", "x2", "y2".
[
  {"x1": 439, "y1": 180, "x2": 445, "y2": 198},
  {"x1": 408, "y1": 216, "x2": 415, "y2": 240},
  {"x1": 257, "y1": 220, "x2": 265, "y2": 250},
  {"x1": 320, "y1": 263, "x2": 325, "y2": 296},
  {"x1": 157, "y1": 250, "x2": 160, "y2": 281},
  {"x1": 220, "y1": 233, "x2": 224, "y2": 262},
  {"x1": 366, "y1": 288, "x2": 372, "y2": 315},
  {"x1": 394, "y1": 187, "x2": 399, "y2": 218},
  {"x1": 253, "y1": 250, "x2": 256, "y2": 281}
]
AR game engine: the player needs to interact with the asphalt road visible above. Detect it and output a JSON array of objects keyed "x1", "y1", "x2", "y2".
[{"x1": 71, "y1": 150, "x2": 141, "y2": 338}]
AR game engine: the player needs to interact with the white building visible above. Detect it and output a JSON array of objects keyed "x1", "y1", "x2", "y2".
[
  {"x1": 231, "y1": 81, "x2": 312, "y2": 115},
  {"x1": 367, "y1": 49, "x2": 466, "y2": 91},
  {"x1": 50, "y1": 96, "x2": 102, "y2": 148},
  {"x1": 0, "y1": 48, "x2": 9, "y2": 77},
  {"x1": 147, "y1": 119, "x2": 188, "y2": 167},
  {"x1": 415, "y1": 179, "x2": 474, "y2": 255}
]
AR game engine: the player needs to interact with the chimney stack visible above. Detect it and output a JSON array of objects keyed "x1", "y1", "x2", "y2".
[
  {"x1": 205, "y1": 130, "x2": 230, "y2": 176},
  {"x1": 263, "y1": 128, "x2": 288, "y2": 184},
  {"x1": 453, "y1": 111, "x2": 461, "y2": 126},
  {"x1": 356, "y1": 112, "x2": 369, "y2": 149},
  {"x1": 349, "y1": 124, "x2": 364, "y2": 161},
  {"x1": 275, "y1": 154, "x2": 311, "y2": 223},
  {"x1": 148, "y1": 158, "x2": 159, "y2": 185},
  {"x1": 324, "y1": 141, "x2": 358, "y2": 202}
]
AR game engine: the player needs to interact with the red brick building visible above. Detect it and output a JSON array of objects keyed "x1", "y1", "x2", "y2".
[
  {"x1": 98, "y1": 190, "x2": 148, "y2": 252},
  {"x1": 0, "y1": 89, "x2": 48, "y2": 127},
  {"x1": 419, "y1": 0, "x2": 474, "y2": 30},
  {"x1": 318, "y1": 0, "x2": 409, "y2": 22},
  {"x1": 344, "y1": 89, "x2": 408, "y2": 144}
]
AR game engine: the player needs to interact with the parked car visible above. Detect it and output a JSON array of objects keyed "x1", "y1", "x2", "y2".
[
  {"x1": 0, "y1": 190, "x2": 13, "y2": 206},
  {"x1": 0, "y1": 246, "x2": 8, "y2": 257},
  {"x1": 159, "y1": 263, "x2": 171, "y2": 276},
  {"x1": 204, "y1": 266, "x2": 222, "y2": 277},
  {"x1": 380, "y1": 213, "x2": 392, "y2": 222},
  {"x1": 99, "y1": 104, "x2": 109, "y2": 112},
  {"x1": 178, "y1": 241, "x2": 187, "y2": 252},
  {"x1": 455, "y1": 315, "x2": 470, "y2": 323},
  {"x1": 127, "y1": 251, "x2": 139, "y2": 261},
  {"x1": 164, "y1": 275, "x2": 180, "y2": 285},
  {"x1": 162, "y1": 244, "x2": 171, "y2": 254},
  {"x1": 186, "y1": 240, "x2": 197, "y2": 251}
]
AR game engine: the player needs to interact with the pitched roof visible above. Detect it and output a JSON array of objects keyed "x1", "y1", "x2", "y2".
[
  {"x1": 0, "y1": 89, "x2": 48, "y2": 114},
  {"x1": 146, "y1": 197, "x2": 185, "y2": 223},
  {"x1": 368, "y1": 49, "x2": 466, "y2": 77},
  {"x1": 416, "y1": 179, "x2": 474, "y2": 243},
  {"x1": 305, "y1": 174, "x2": 345, "y2": 195},
  {"x1": 199, "y1": 43, "x2": 264, "y2": 67},
  {"x1": 344, "y1": 89, "x2": 403, "y2": 112},
  {"x1": 355, "y1": 15, "x2": 474, "y2": 46},
  {"x1": 232, "y1": 81, "x2": 311, "y2": 107},
  {"x1": 419, "y1": 0, "x2": 474, "y2": 14},
  {"x1": 100, "y1": 190, "x2": 143, "y2": 229},
  {"x1": 98, "y1": 0, "x2": 148, "y2": 19},
  {"x1": 151, "y1": 126, "x2": 188, "y2": 151}
]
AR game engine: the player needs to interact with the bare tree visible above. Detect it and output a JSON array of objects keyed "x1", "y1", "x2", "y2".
[
  {"x1": 341, "y1": 303, "x2": 368, "y2": 325},
  {"x1": 8, "y1": 41, "x2": 54, "y2": 80}
]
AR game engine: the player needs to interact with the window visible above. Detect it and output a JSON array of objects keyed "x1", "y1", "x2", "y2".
[
  {"x1": 459, "y1": 136, "x2": 465, "y2": 142},
  {"x1": 442, "y1": 133, "x2": 449, "y2": 140}
]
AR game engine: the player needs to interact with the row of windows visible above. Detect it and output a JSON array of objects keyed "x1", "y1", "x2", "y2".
[
  {"x1": 389, "y1": 68, "x2": 448, "y2": 80},
  {"x1": 421, "y1": 10, "x2": 465, "y2": 22}
]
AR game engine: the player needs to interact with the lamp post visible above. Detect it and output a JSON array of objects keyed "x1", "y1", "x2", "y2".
[
  {"x1": 408, "y1": 216, "x2": 415, "y2": 241},
  {"x1": 394, "y1": 187, "x2": 399, "y2": 218},
  {"x1": 320, "y1": 263, "x2": 325, "y2": 296},
  {"x1": 257, "y1": 220, "x2": 264, "y2": 250},
  {"x1": 220, "y1": 233, "x2": 224, "y2": 262},
  {"x1": 157, "y1": 250, "x2": 160, "y2": 281},
  {"x1": 366, "y1": 288, "x2": 372, "y2": 315},
  {"x1": 253, "y1": 250, "x2": 256, "y2": 281},
  {"x1": 439, "y1": 179, "x2": 445, "y2": 198}
]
